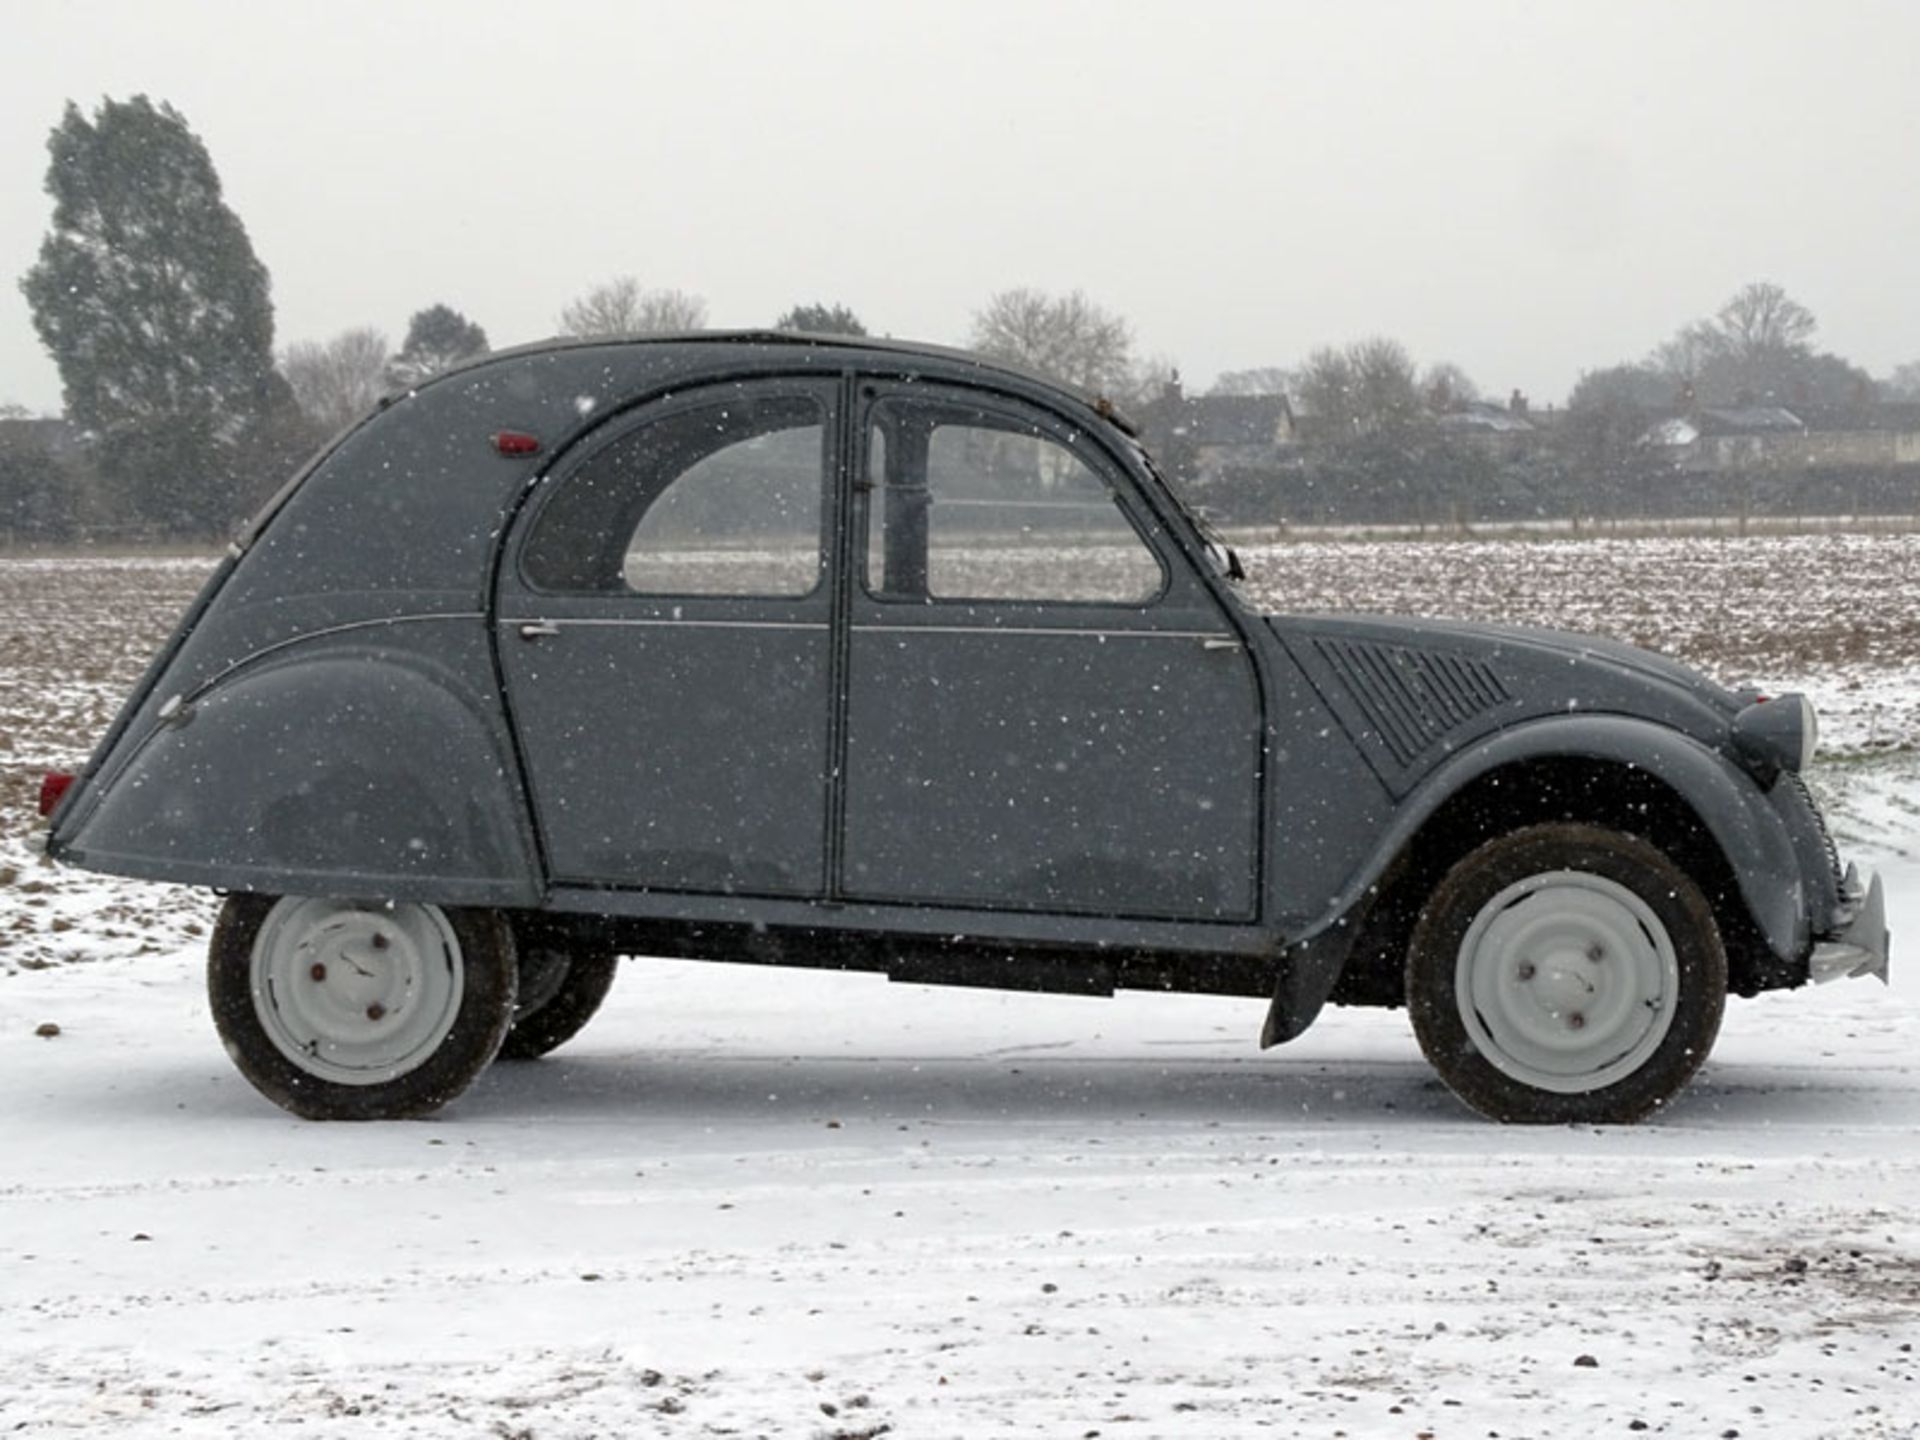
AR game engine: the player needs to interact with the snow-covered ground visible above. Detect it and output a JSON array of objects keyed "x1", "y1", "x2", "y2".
[
  {"x1": 2, "y1": 545, "x2": 1917, "y2": 1436},
  {"x1": 3, "y1": 839, "x2": 1916, "y2": 1437}
]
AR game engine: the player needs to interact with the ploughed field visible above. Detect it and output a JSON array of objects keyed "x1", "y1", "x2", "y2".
[
  {"x1": 1, "y1": 537, "x2": 1917, "y2": 1435},
  {"x1": 1, "y1": 557, "x2": 216, "y2": 974}
]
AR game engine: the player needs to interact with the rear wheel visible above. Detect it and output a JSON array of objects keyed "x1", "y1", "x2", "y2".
[
  {"x1": 497, "y1": 917, "x2": 620, "y2": 1060},
  {"x1": 209, "y1": 895, "x2": 517, "y2": 1120},
  {"x1": 1407, "y1": 823, "x2": 1727, "y2": 1124}
]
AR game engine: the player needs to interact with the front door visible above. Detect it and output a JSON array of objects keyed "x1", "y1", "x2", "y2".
[
  {"x1": 497, "y1": 378, "x2": 838, "y2": 897},
  {"x1": 839, "y1": 383, "x2": 1263, "y2": 921}
]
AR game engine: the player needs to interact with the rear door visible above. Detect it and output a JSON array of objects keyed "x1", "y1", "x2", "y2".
[
  {"x1": 839, "y1": 382, "x2": 1263, "y2": 920},
  {"x1": 497, "y1": 378, "x2": 838, "y2": 896}
]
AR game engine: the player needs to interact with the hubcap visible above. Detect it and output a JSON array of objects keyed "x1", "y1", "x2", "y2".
[
  {"x1": 250, "y1": 899, "x2": 464, "y2": 1086},
  {"x1": 1455, "y1": 870, "x2": 1679, "y2": 1094}
]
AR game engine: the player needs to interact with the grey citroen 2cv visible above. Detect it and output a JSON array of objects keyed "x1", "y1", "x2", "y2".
[{"x1": 37, "y1": 334, "x2": 1888, "y2": 1123}]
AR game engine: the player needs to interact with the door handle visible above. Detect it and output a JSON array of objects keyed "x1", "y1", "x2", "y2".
[
  {"x1": 518, "y1": 621, "x2": 561, "y2": 639},
  {"x1": 1201, "y1": 636, "x2": 1240, "y2": 651}
]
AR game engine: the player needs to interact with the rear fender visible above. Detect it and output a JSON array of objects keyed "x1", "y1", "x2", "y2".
[{"x1": 52, "y1": 642, "x2": 539, "y2": 906}]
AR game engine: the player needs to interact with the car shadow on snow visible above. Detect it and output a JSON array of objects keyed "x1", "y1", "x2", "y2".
[
  {"x1": 1668, "y1": 1061, "x2": 1920, "y2": 1130},
  {"x1": 460, "y1": 1047, "x2": 1460, "y2": 1128},
  {"x1": 52, "y1": 1043, "x2": 1912, "y2": 1134},
  {"x1": 443, "y1": 1048, "x2": 1911, "y2": 1134}
]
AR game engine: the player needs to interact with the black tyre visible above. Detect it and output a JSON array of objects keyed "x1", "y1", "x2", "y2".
[
  {"x1": 1406, "y1": 823, "x2": 1727, "y2": 1125},
  {"x1": 208, "y1": 894, "x2": 518, "y2": 1120},
  {"x1": 496, "y1": 916, "x2": 620, "y2": 1060}
]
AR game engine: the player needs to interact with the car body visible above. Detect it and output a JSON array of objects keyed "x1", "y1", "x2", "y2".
[{"x1": 37, "y1": 333, "x2": 1889, "y2": 1122}]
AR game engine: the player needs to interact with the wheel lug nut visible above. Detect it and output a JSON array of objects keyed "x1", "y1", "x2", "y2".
[
  {"x1": 366, "y1": 1002, "x2": 387, "y2": 1021},
  {"x1": 1568, "y1": 1012, "x2": 1586, "y2": 1030},
  {"x1": 309, "y1": 963, "x2": 327, "y2": 982},
  {"x1": 1517, "y1": 961, "x2": 1536, "y2": 981},
  {"x1": 1587, "y1": 944, "x2": 1605, "y2": 962},
  {"x1": 371, "y1": 933, "x2": 390, "y2": 951}
]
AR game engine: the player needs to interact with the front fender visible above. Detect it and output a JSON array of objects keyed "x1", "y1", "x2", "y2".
[
  {"x1": 1263, "y1": 714, "x2": 1808, "y2": 1046},
  {"x1": 51, "y1": 637, "x2": 539, "y2": 906}
]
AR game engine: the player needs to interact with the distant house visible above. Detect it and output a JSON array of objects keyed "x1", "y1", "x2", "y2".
[
  {"x1": 1645, "y1": 406, "x2": 1806, "y2": 471},
  {"x1": 1435, "y1": 394, "x2": 1541, "y2": 459},
  {"x1": 1137, "y1": 376, "x2": 1295, "y2": 490},
  {"x1": 1788, "y1": 404, "x2": 1920, "y2": 469},
  {"x1": 1645, "y1": 404, "x2": 1920, "y2": 473}
]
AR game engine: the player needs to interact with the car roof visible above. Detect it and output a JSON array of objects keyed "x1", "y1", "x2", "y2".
[{"x1": 423, "y1": 330, "x2": 1132, "y2": 425}]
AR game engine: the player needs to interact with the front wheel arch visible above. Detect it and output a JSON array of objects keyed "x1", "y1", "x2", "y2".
[{"x1": 1320, "y1": 754, "x2": 1779, "y2": 1012}]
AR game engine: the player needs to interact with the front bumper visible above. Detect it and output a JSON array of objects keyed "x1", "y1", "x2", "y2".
[{"x1": 1810, "y1": 865, "x2": 1890, "y2": 984}]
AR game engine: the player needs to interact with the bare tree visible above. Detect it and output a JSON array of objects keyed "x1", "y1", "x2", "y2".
[
  {"x1": 557, "y1": 276, "x2": 643, "y2": 336},
  {"x1": 1649, "y1": 282, "x2": 1863, "y2": 407},
  {"x1": 282, "y1": 327, "x2": 391, "y2": 432},
  {"x1": 1650, "y1": 321, "x2": 1720, "y2": 387},
  {"x1": 1209, "y1": 366, "x2": 1294, "y2": 397},
  {"x1": 1114, "y1": 353, "x2": 1182, "y2": 412},
  {"x1": 1299, "y1": 337, "x2": 1422, "y2": 435},
  {"x1": 1884, "y1": 360, "x2": 1920, "y2": 401},
  {"x1": 968, "y1": 288, "x2": 1134, "y2": 395},
  {"x1": 1421, "y1": 360, "x2": 1479, "y2": 410},
  {"x1": 1713, "y1": 280, "x2": 1816, "y2": 360},
  {"x1": 558, "y1": 277, "x2": 707, "y2": 336}
]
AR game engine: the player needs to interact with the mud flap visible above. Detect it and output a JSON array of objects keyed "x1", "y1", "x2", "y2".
[{"x1": 1260, "y1": 924, "x2": 1354, "y2": 1048}]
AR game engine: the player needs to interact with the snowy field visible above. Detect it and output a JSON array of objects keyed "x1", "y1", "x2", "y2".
[{"x1": 2, "y1": 539, "x2": 1917, "y2": 1437}]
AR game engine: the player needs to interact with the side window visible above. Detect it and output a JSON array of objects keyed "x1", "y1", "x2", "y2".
[
  {"x1": 864, "y1": 400, "x2": 1163, "y2": 604},
  {"x1": 522, "y1": 392, "x2": 826, "y2": 596}
]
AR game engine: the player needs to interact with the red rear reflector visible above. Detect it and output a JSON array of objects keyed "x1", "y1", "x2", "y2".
[
  {"x1": 492, "y1": 431, "x2": 541, "y2": 456},
  {"x1": 38, "y1": 771, "x2": 75, "y2": 817}
]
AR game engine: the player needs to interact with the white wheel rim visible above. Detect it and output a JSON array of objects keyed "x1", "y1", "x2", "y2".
[
  {"x1": 1455, "y1": 870, "x2": 1680, "y2": 1095},
  {"x1": 249, "y1": 899, "x2": 464, "y2": 1087}
]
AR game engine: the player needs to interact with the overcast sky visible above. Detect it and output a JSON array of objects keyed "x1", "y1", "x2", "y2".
[{"x1": 5, "y1": 0, "x2": 1919, "y2": 414}]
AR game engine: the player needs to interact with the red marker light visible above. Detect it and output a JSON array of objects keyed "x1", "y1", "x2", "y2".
[
  {"x1": 38, "y1": 771, "x2": 75, "y2": 817},
  {"x1": 491, "y1": 431, "x2": 541, "y2": 457}
]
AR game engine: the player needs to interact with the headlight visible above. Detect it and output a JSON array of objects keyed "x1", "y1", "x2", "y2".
[{"x1": 1732, "y1": 693, "x2": 1818, "y2": 773}]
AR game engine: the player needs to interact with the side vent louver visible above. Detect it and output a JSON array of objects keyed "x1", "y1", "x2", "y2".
[{"x1": 1313, "y1": 639, "x2": 1510, "y2": 768}]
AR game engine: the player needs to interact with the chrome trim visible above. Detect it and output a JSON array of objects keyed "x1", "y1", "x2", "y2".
[
  {"x1": 179, "y1": 613, "x2": 486, "y2": 708},
  {"x1": 1810, "y1": 869, "x2": 1889, "y2": 984},
  {"x1": 498, "y1": 618, "x2": 1232, "y2": 641},
  {"x1": 498, "y1": 617, "x2": 829, "y2": 632},
  {"x1": 851, "y1": 624, "x2": 1237, "y2": 642}
]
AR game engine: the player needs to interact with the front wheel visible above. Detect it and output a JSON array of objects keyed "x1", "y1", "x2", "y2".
[
  {"x1": 1406, "y1": 823, "x2": 1727, "y2": 1125},
  {"x1": 208, "y1": 895, "x2": 518, "y2": 1120}
]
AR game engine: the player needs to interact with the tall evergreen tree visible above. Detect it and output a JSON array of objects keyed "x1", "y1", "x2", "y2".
[
  {"x1": 387, "y1": 305, "x2": 490, "y2": 387},
  {"x1": 20, "y1": 95, "x2": 285, "y2": 533},
  {"x1": 774, "y1": 302, "x2": 867, "y2": 337}
]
